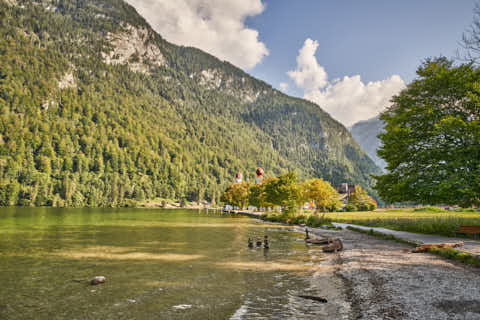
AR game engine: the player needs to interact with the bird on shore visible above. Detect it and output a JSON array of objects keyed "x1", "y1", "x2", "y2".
[
  {"x1": 248, "y1": 238, "x2": 253, "y2": 248},
  {"x1": 305, "y1": 228, "x2": 310, "y2": 241},
  {"x1": 256, "y1": 238, "x2": 262, "y2": 247},
  {"x1": 263, "y1": 235, "x2": 269, "y2": 249}
]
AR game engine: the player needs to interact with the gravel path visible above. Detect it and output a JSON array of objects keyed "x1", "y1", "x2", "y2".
[
  {"x1": 306, "y1": 227, "x2": 480, "y2": 320},
  {"x1": 332, "y1": 222, "x2": 480, "y2": 256}
]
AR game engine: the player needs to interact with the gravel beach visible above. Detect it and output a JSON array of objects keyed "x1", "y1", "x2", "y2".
[{"x1": 308, "y1": 227, "x2": 480, "y2": 320}]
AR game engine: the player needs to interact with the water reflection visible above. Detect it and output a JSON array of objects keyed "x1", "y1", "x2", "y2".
[{"x1": 0, "y1": 208, "x2": 328, "y2": 319}]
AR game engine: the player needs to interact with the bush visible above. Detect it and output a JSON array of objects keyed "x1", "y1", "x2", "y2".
[
  {"x1": 456, "y1": 208, "x2": 479, "y2": 213},
  {"x1": 122, "y1": 199, "x2": 137, "y2": 207},
  {"x1": 179, "y1": 198, "x2": 187, "y2": 207},
  {"x1": 306, "y1": 214, "x2": 332, "y2": 227},
  {"x1": 345, "y1": 203, "x2": 357, "y2": 212},
  {"x1": 347, "y1": 186, "x2": 377, "y2": 211}
]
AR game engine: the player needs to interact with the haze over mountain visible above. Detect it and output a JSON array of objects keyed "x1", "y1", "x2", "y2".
[
  {"x1": 350, "y1": 116, "x2": 386, "y2": 170},
  {"x1": 0, "y1": 0, "x2": 381, "y2": 207}
]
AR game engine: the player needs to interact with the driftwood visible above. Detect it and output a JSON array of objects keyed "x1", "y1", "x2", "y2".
[
  {"x1": 305, "y1": 238, "x2": 330, "y2": 245},
  {"x1": 412, "y1": 242, "x2": 464, "y2": 253}
]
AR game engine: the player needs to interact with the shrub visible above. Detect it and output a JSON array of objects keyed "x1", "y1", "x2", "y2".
[
  {"x1": 261, "y1": 211, "x2": 332, "y2": 228},
  {"x1": 179, "y1": 198, "x2": 187, "y2": 207},
  {"x1": 306, "y1": 214, "x2": 332, "y2": 227},
  {"x1": 347, "y1": 186, "x2": 377, "y2": 211},
  {"x1": 456, "y1": 208, "x2": 479, "y2": 213},
  {"x1": 345, "y1": 203, "x2": 357, "y2": 212}
]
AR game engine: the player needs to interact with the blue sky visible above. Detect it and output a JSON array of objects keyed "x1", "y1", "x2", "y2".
[
  {"x1": 247, "y1": 0, "x2": 476, "y2": 95},
  {"x1": 128, "y1": 0, "x2": 477, "y2": 125}
]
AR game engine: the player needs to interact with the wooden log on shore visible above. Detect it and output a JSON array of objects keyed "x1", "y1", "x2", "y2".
[
  {"x1": 412, "y1": 241, "x2": 464, "y2": 253},
  {"x1": 305, "y1": 238, "x2": 330, "y2": 245}
]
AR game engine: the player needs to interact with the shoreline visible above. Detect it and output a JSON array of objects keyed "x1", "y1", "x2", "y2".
[
  {"x1": 236, "y1": 210, "x2": 480, "y2": 319},
  {"x1": 289, "y1": 225, "x2": 480, "y2": 320}
]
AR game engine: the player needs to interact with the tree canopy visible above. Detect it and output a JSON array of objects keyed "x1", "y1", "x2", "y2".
[
  {"x1": 263, "y1": 172, "x2": 303, "y2": 213},
  {"x1": 375, "y1": 58, "x2": 480, "y2": 207},
  {"x1": 346, "y1": 185, "x2": 377, "y2": 211},
  {"x1": 221, "y1": 173, "x2": 376, "y2": 213},
  {"x1": 302, "y1": 178, "x2": 342, "y2": 212},
  {"x1": 220, "y1": 182, "x2": 250, "y2": 209}
]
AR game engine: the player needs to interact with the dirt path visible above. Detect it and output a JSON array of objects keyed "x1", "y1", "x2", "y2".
[
  {"x1": 332, "y1": 222, "x2": 480, "y2": 256},
  {"x1": 308, "y1": 227, "x2": 480, "y2": 320}
]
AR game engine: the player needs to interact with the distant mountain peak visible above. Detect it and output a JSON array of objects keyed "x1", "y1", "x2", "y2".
[{"x1": 350, "y1": 115, "x2": 386, "y2": 170}]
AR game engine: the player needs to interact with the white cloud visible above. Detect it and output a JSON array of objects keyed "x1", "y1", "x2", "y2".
[
  {"x1": 125, "y1": 0, "x2": 269, "y2": 70},
  {"x1": 279, "y1": 82, "x2": 289, "y2": 91},
  {"x1": 288, "y1": 39, "x2": 406, "y2": 127},
  {"x1": 287, "y1": 39, "x2": 328, "y2": 92}
]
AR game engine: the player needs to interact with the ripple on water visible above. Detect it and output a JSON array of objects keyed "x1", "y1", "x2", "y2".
[
  {"x1": 230, "y1": 303, "x2": 249, "y2": 319},
  {"x1": 0, "y1": 208, "x2": 330, "y2": 319}
]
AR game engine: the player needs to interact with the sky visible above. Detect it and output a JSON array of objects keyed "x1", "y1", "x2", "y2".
[{"x1": 126, "y1": 0, "x2": 476, "y2": 126}]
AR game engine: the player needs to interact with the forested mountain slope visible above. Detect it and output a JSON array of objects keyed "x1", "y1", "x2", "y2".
[
  {"x1": 0, "y1": 0, "x2": 381, "y2": 207},
  {"x1": 350, "y1": 116, "x2": 386, "y2": 170}
]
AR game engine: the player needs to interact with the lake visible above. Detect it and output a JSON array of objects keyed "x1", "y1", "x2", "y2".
[{"x1": 0, "y1": 208, "x2": 329, "y2": 319}]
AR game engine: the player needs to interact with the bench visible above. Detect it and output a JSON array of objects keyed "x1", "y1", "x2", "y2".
[{"x1": 457, "y1": 226, "x2": 480, "y2": 239}]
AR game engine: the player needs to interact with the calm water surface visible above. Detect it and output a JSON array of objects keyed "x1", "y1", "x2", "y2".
[{"x1": 0, "y1": 208, "x2": 328, "y2": 319}]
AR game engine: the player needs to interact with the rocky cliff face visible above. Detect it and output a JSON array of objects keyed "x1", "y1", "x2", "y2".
[{"x1": 102, "y1": 24, "x2": 166, "y2": 73}]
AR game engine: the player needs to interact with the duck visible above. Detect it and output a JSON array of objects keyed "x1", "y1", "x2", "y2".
[
  {"x1": 263, "y1": 235, "x2": 269, "y2": 249},
  {"x1": 256, "y1": 238, "x2": 262, "y2": 247},
  {"x1": 248, "y1": 238, "x2": 253, "y2": 248},
  {"x1": 305, "y1": 228, "x2": 310, "y2": 241}
]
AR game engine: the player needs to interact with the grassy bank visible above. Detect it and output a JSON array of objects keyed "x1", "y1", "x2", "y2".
[
  {"x1": 260, "y1": 211, "x2": 334, "y2": 228},
  {"x1": 348, "y1": 225, "x2": 480, "y2": 268},
  {"x1": 323, "y1": 207, "x2": 480, "y2": 237}
]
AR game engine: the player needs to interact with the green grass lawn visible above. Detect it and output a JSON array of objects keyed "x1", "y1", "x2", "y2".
[{"x1": 323, "y1": 207, "x2": 480, "y2": 237}]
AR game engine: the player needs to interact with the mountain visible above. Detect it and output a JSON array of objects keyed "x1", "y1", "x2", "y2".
[
  {"x1": 349, "y1": 116, "x2": 386, "y2": 170},
  {"x1": 0, "y1": 0, "x2": 381, "y2": 207}
]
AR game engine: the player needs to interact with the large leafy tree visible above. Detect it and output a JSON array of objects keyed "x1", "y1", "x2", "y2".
[
  {"x1": 220, "y1": 182, "x2": 250, "y2": 209},
  {"x1": 460, "y1": 3, "x2": 480, "y2": 64},
  {"x1": 347, "y1": 186, "x2": 377, "y2": 211},
  {"x1": 247, "y1": 181, "x2": 275, "y2": 210},
  {"x1": 375, "y1": 58, "x2": 480, "y2": 207},
  {"x1": 302, "y1": 178, "x2": 342, "y2": 212},
  {"x1": 264, "y1": 172, "x2": 303, "y2": 213}
]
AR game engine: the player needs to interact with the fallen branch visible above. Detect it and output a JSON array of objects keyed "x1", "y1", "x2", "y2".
[
  {"x1": 305, "y1": 238, "x2": 329, "y2": 245},
  {"x1": 412, "y1": 242, "x2": 464, "y2": 253}
]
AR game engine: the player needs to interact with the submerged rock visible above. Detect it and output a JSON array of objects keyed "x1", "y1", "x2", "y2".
[
  {"x1": 90, "y1": 276, "x2": 106, "y2": 285},
  {"x1": 298, "y1": 295, "x2": 328, "y2": 303},
  {"x1": 173, "y1": 304, "x2": 192, "y2": 310}
]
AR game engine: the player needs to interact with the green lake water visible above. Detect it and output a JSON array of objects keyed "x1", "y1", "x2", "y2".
[{"x1": 0, "y1": 208, "x2": 328, "y2": 319}]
